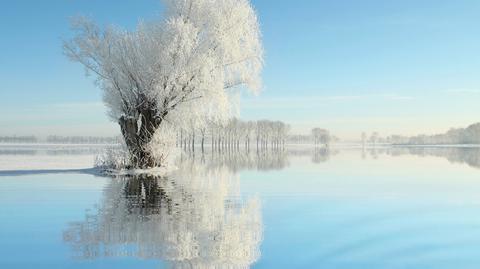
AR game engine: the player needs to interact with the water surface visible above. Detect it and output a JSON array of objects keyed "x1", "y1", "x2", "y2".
[{"x1": 1, "y1": 146, "x2": 480, "y2": 268}]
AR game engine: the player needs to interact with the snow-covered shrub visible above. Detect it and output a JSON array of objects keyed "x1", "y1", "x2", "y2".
[{"x1": 94, "y1": 145, "x2": 131, "y2": 170}]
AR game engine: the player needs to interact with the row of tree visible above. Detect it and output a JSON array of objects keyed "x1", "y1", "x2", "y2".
[
  {"x1": 46, "y1": 136, "x2": 121, "y2": 144},
  {"x1": 365, "y1": 122, "x2": 480, "y2": 145},
  {"x1": 361, "y1": 132, "x2": 384, "y2": 145},
  {"x1": 0, "y1": 136, "x2": 120, "y2": 144},
  {"x1": 0, "y1": 136, "x2": 38, "y2": 143},
  {"x1": 176, "y1": 120, "x2": 339, "y2": 154},
  {"x1": 287, "y1": 129, "x2": 336, "y2": 146},
  {"x1": 177, "y1": 119, "x2": 291, "y2": 152},
  {"x1": 1, "y1": 124, "x2": 337, "y2": 150},
  {"x1": 311, "y1": 128, "x2": 332, "y2": 146}
]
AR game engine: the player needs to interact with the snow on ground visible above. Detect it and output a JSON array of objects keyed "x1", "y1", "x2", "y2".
[
  {"x1": 0, "y1": 154, "x2": 95, "y2": 171},
  {"x1": 0, "y1": 144, "x2": 108, "y2": 171}
]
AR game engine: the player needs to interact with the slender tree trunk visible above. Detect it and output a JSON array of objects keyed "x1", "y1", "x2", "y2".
[
  {"x1": 211, "y1": 133, "x2": 214, "y2": 150},
  {"x1": 192, "y1": 131, "x2": 195, "y2": 153},
  {"x1": 180, "y1": 130, "x2": 183, "y2": 148}
]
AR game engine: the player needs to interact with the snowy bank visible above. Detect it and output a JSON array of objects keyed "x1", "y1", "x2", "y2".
[
  {"x1": 0, "y1": 153, "x2": 95, "y2": 171},
  {"x1": 0, "y1": 144, "x2": 102, "y2": 171}
]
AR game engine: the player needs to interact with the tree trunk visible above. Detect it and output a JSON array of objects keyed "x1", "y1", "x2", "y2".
[{"x1": 119, "y1": 109, "x2": 162, "y2": 169}]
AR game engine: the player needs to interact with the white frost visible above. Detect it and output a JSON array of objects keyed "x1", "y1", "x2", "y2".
[
  {"x1": 136, "y1": 113, "x2": 142, "y2": 135},
  {"x1": 64, "y1": 0, "x2": 263, "y2": 139}
]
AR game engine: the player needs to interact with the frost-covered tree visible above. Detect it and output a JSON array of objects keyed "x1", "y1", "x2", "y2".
[
  {"x1": 311, "y1": 128, "x2": 331, "y2": 147},
  {"x1": 64, "y1": 0, "x2": 263, "y2": 168}
]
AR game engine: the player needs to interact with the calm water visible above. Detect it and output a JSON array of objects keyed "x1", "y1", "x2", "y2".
[{"x1": 1, "y1": 146, "x2": 480, "y2": 268}]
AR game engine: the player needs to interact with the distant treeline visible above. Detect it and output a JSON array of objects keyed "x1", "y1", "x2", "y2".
[
  {"x1": 0, "y1": 136, "x2": 38, "y2": 143},
  {"x1": 387, "y1": 122, "x2": 480, "y2": 145},
  {"x1": 177, "y1": 118, "x2": 291, "y2": 152},
  {"x1": 46, "y1": 135, "x2": 121, "y2": 144},
  {"x1": 1, "y1": 123, "x2": 338, "y2": 147},
  {"x1": 176, "y1": 117, "x2": 337, "y2": 153},
  {"x1": 0, "y1": 135, "x2": 121, "y2": 144},
  {"x1": 288, "y1": 133, "x2": 339, "y2": 145}
]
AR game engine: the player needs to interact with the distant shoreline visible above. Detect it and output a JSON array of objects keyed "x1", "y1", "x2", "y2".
[
  {"x1": 0, "y1": 143, "x2": 119, "y2": 147},
  {"x1": 1, "y1": 142, "x2": 479, "y2": 148},
  {"x1": 389, "y1": 144, "x2": 480, "y2": 148}
]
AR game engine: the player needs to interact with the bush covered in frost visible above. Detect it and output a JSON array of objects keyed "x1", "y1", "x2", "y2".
[
  {"x1": 94, "y1": 145, "x2": 131, "y2": 171},
  {"x1": 94, "y1": 129, "x2": 179, "y2": 172}
]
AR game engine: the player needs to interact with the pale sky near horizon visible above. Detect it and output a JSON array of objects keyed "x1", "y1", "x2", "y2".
[{"x1": 1, "y1": 0, "x2": 479, "y2": 140}]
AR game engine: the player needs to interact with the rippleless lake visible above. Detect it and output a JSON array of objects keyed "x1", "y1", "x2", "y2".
[{"x1": 1, "y1": 146, "x2": 480, "y2": 268}]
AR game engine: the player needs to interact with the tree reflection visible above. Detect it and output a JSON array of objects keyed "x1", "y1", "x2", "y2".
[
  {"x1": 380, "y1": 147, "x2": 480, "y2": 169},
  {"x1": 311, "y1": 147, "x2": 331, "y2": 164},
  {"x1": 64, "y1": 163, "x2": 262, "y2": 268},
  {"x1": 188, "y1": 147, "x2": 338, "y2": 170},
  {"x1": 185, "y1": 149, "x2": 290, "y2": 172}
]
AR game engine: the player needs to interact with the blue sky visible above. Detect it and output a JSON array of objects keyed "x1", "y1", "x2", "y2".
[{"x1": 1, "y1": 0, "x2": 479, "y2": 139}]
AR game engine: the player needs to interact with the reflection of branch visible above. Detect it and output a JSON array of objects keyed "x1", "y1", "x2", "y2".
[
  {"x1": 181, "y1": 147, "x2": 340, "y2": 171},
  {"x1": 312, "y1": 147, "x2": 331, "y2": 164},
  {"x1": 64, "y1": 165, "x2": 262, "y2": 268},
  {"x1": 383, "y1": 147, "x2": 480, "y2": 169},
  {"x1": 187, "y1": 149, "x2": 290, "y2": 172}
]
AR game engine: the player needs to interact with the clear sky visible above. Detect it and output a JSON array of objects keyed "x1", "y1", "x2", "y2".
[{"x1": 1, "y1": 0, "x2": 479, "y2": 140}]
